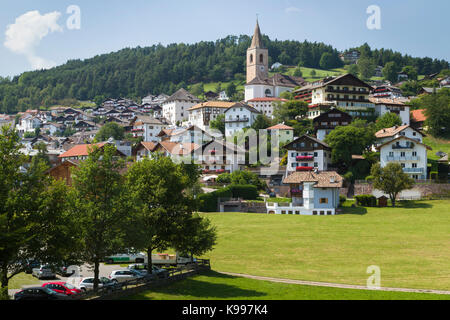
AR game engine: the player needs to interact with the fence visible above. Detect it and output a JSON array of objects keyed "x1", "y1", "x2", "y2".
[{"x1": 73, "y1": 259, "x2": 211, "y2": 300}]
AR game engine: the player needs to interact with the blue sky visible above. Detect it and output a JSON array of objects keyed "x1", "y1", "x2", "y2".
[{"x1": 0, "y1": 0, "x2": 448, "y2": 77}]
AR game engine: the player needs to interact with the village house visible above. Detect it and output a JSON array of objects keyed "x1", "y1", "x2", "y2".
[
  {"x1": 369, "y1": 97, "x2": 410, "y2": 125},
  {"x1": 247, "y1": 97, "x2": 288, "y2": 119},
  {"x1": 162, "y1": 88, "x2": 201, "y2": 125},
  {"x1": 266, "y1": 171, "x2": 343, "y2": 215},
  {"x1": 410, "y1": 109, "x2": 427, "y2": 130},
  {"x1": 266, "y1": 123, "x2": 295, "y2": 144},
  {"x1": 224, "y1": 103, "x2": 261, "y2": 137},
  {"x1": 59, "y1": 142, "x2": 127, "y2": 162},
  {"x1": 187, "y1": 101, "x2": 238, "y2": 131},
  {"x1": 131, "y1": 116, "x2": 166, "y2": 142},
  {"x1": 312, "y1": 108, "x2": 353, "y2": 141},
  {"x1": 284, "y1": 135, "x2": 333, "y2": 174},
  {"x1": 375, "y1": 125, "x2": 431, "y2": 180},
  {"x1": 294, "y1": 73, "x2": 374, "y2": 118}
]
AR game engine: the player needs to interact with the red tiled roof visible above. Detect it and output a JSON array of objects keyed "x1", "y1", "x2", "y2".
[
  {"x1": 411, "y1": 109, "x2": 427, "y2": 122},
  {"x1": 248, "y1": 97, "x2": 288, "y2": 102},
  {"x1": 267, "y1": 123, "x2": 294, "y2": 130},
  {"x1": 158, "y1": 141, "x2": 201, "y2": 156},
  {"x1": 59, "y1": 143, "x2": 107, "y2": 158}
]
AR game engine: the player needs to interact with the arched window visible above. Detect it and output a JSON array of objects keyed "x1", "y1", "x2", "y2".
[
  {"x1": 249, "y1": 54, "x2": 253, "y2": 63},
  {"x1": 265, "y1": 89, "x2": 272, "y2": 97},
  {"x1": 260, "y1": 54, "x2": 264, "y2": 63}
]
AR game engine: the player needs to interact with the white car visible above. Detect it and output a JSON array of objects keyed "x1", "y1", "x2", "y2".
[
  {"x1": 72, "y1": 277, "x2": 118, "y2": 292},
  {"x1": 109, "y1": 270, "x2": 144, "y2": 283},
  {"x1": 32, "y1": 265, "x2": 56, "y2": 280}
]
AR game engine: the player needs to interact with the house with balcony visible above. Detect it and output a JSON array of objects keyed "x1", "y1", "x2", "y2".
[
  {"x1": 312, "y1": 109, "x2": 352, "y2": 141},
  {"x1": 162, "y1": 88, "x2": 201, "y2": 125},
  {"x1": 266, "y1": 171, "x2": 343, "y2": 215},
  {"x1": 131, "y1": 116, "x2": 166, "y2": 142},
  {"x1": 266, "y1": 123, "x2": 295, "y2": 144},
  {"x1": 187, "y1": 101, "x2": 238, "y2": 131},
  {"x1": 284, "y1": 135, "x2": 333, "y2": 174},
  {"x1": 294, "y1": 73, "x2": 375, "y2": 118},
  {"x1": 224, "y1": 103, "x2": 261, "y2": 137},
  {"x1": 369, "y1": 97, "x2": 410, "y2": 126},
  {"x1": 375, "y1": 125, "x2": 431, "y2": 180},
  {"x1": 247, "y1": 97, "x2": 288, "y2": 119}
]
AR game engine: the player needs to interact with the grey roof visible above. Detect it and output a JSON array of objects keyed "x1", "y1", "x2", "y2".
[
  {"x1": 250, "y1": 20, "x2": 264, "y2": 49},
  {"x1": 247, "y1": 73, "x2": 305, "y2": 88},
  {"x1": 165, "y1": 88, "x2": 201, "y2": 104}
]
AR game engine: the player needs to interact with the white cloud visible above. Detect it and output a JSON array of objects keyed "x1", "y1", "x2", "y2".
[
  {"x1": 4, "y1": 10, "x2": 63, "y2": 70},
  {"x1": 285, "y1": 7, "x2": 302, "y2": 14}
]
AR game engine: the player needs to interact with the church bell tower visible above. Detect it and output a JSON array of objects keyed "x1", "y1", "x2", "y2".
[{"x1": 246, "y1": 20, "x2": 269, "y2": 84}]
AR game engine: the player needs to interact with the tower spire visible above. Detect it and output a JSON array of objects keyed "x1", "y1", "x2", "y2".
[{"x1": 250, "y1": 18, "x2": 264, "y2": 49}]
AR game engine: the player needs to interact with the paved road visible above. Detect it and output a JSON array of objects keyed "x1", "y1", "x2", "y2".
[
  {"x1": 218, "y1": 271, "x2": 450, "y2": 296},
  {"x1": 8, "y1": 263, "x2": 128, "y2": 298}
]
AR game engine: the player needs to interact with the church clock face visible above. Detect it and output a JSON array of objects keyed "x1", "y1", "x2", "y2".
[{"x1": 260, "y1": 66, "x2": 265, "y2": 72}]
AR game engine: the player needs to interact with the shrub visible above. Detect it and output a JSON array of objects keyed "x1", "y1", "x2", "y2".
[
  {"x1": 228, "y1": 184, "x2": 259, "y2": 200},
  {"x1": 339, "y1": 195, "x2": 347, "y2": 207},
  {"x1": 216, "y1": 173, "x2": 231, "y2": 184},
  {"x1": 198, "y1": 187, "x2": 233, "y2": 212},
  {"x1": 0, "y1": 287, "x2": 9, "y2": 300},
  {"x1": 355, "y1": 194, "x2": 377, "y2": 207}
]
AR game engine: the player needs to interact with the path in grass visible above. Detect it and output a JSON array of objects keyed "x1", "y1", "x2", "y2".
[
  {"x1": 201, "y1": 200, "x2": 450, "y2": 291},
  {"x1": 126, "y1": 270, "x2": 450, "y2": 300},
  {"x1": 218, "y1": 271, "x2": 450, "y2": 295}
]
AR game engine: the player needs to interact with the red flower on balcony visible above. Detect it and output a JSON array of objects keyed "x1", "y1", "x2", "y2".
[
  {"x1": 296, "y1": 166, "x2": 314, "y2": 171},
  {"x1": 296, "y1": 156, "x2": 313, "y2": 161},
  {"x1": 216, "y1": 169, "x2": 225, "y2": 174}
]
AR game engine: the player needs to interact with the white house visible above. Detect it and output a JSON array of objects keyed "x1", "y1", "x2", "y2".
[
  {"x1": 284, "y1": 135, "x2": 333, "y2": 173},
  {"x1": 132, "y1": 116, "x2": 166, "y2": 142},
  {"x1": 266, "y1": 171, "x2": 343, "y2": 215},
  {"x1": 16, "y1": 114, "x2": 42, "y2": 134},
  {"x1": 224, "y1": 103, "x2": 261, "y2": 137},
  {"x1": 375, "y1": 125, "x2": 431, "y2": 180},
  {"x1": 187, "y1": 101, "x2": 237, "y2": 131},
  {"x1": 162, "y1": 88, "x2": 201, "y2": 125},
  {"x1": 370, "y1": 97, "x2": 410, "y2": 126},
  {"x1": 247, "y1": 97, "x2": 288, "y2": 119}
]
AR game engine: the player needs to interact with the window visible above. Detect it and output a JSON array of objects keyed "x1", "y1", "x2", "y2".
[
  {"x1": 320, "y1": 198, "x2": 328, "y2": 204},
  {"x1": 313, "y1": 211, "x2": 317, "y2": 215},
  {"x1": 413, "y1": 152, "x2": 417, "y2": 157},
  {"x1": 327, "y1": 211, "x2": 332, "y2": 215},
  {"x1": 260, "y1": 54, "x2": 264, "y2": 63},
  {"x1": 281, "y1": 211, "x2": 286, "y2": 215},
  {"x1": 412, "y1": 163, "x2": 418, "y2": 168},
  {"x1": 250, "y1": 54, "x2": 253, "y2": 63}
]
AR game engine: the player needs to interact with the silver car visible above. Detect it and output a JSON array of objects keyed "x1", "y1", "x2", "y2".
[
  {"x1": 32, "y1": 265, "x2": 56, "y2": 280},
  {"x1": 109, "y1": 270, "x2": 144, "y2": 283}
]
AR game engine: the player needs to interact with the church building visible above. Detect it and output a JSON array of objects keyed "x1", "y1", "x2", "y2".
[{"x1": 244, "y1": 21, "x2": 306, "y2": 102}]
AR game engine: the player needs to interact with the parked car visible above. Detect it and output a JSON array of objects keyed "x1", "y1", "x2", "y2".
[
  {"x1": 74, "y1": 277, "x2": 120, "y2": 292},
  {"x1": 104, "y1": 252, "x2": 146, "y2": 264},
  {"x1": 23, "y1": 260, "x2": 41, "y2": 274},
  {"x1": 56, "y1": 265, "x2": 78, "y2": 277},
  {"x1": 128, "y1": 263, "x2": 170, "y2": 279},
  {"x1": 32, "y1": 265, "x2": 56, "y2": 280},
  {"x1": 42, "y1": 282, "x2": 82, "y2": 296},
  {"x1": 14, "y1": 287, "x2": 69, "y2": 300},
  {"x1": 109, "y1": 269, "x2": 145, "y2": 283}
]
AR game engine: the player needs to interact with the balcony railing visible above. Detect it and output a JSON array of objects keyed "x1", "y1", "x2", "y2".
[
  {"x1": 296, "y1": 156, "x2": 314, "y2": 161},
  {"x1": 392, "y1": 143, "x2": 415, "y2": 149},
  {"x1": 325, "y1": 88, "x2": 369, "y2": 95},
  {"x1": 225, "y1": 117, "x2": 249, "y2": 123},
  {"x1": 403, "y1": 168, "x2": 424, "y2": 173},
  {"x1": 296, "y1": 166, "x2": 314, "y2": 172},
  {"x1": 386, "y1": 156, "x2": 420, "y2": 161}
]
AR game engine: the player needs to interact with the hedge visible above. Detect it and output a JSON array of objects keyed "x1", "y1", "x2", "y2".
[
  {"x1": 355, "y1": 195, "x2": 377, "y2": 207},
  {"x1": 198, "y1": 184, "x2": 259, "y2": 212}
]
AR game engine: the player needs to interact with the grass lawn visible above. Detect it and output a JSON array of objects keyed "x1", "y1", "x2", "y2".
[
  {"x1": 199, "y1": 200, "x2": 450, "y2": 291},
  {"x1": 424, "y1": 136, "x2": 450, "y2": 160},
  {"x1": 8, "y1": 273, "x2": 40, "y2": 289},
  {"x1": 126, "y1": 270, "x2": 449, "y2": 300}
]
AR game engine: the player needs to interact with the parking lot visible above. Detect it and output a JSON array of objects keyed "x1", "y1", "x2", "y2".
[{"x1": 9, "y1": 263, "x2": 131, "y2": 298}]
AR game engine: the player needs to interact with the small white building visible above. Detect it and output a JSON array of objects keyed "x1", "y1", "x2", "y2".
[
  {"x1": 162, "y1": 88, "x2": 201, "y2": 125},
  {"x1": 224, "y1": 104, "x2": 261, "y2": 137},
  {"x1": 266, "y1": 171, "x2": 343, "y2": 215},
  {"x1": 370, "y1": 98, "x2": 410, "y2": 126},
  {"x1": 266, "y1": 123, "x2": 295, "y2": 144},
  {"x1": 132, "y1": 116, "x2": 166, "y2": 142}
]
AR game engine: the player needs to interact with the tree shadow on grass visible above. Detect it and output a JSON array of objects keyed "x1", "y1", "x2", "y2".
[
  {"x1": 397, "y1": 200, "x2": 433, "y2": 209},
  {"x1": 130, "y1": 271, "x2": 266, "y2": 300},
  {"x1": 340, "y1": 206, "x2": 368, "y2": 215}
]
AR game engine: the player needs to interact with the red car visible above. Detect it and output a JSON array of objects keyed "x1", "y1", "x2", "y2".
[{"x1": 42, "y1": 282, "x2": 82, "y2": 296}]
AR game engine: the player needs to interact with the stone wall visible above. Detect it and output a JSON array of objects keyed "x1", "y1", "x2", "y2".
[{"x1": 354, "y1": 182, "x2": 450, "y2": 199}]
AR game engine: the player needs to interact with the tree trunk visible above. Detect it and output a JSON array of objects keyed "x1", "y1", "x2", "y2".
[
  {"x1": 93, "y1": 259, "x2": 100, "y2": 291},
  {"x1": 147, "y1": 248, "x2": 153, "y2": 274},
  {"x1": 1, "y1": 264, "x2": 8, "y2": 289},
  {"x1": 390, "y1": 194, "x2": 396, "y2": 207}
]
